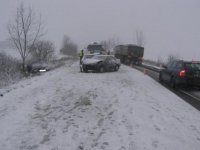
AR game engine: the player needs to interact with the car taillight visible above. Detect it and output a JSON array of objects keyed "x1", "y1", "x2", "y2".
[
  {"x1": 192, "y1": 61, "x2": 198, "y2": 64},
  {"x1": 179, "y1": 69, "x2": 186, "y2": 77}
]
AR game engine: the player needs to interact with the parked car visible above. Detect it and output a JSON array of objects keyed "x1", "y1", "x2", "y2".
[
  {"x1": 159, "y1": 60, "x2": 200, "y2": 89},
  {"x1": 27, "y1": 63, "x2": 49, "y2": 74},
  {"x1": 81, "y1": 55, "x2": 120, "y2": 73},
  {"x1": 80, "y1": 54, "x2": 96, "y2": 72}
]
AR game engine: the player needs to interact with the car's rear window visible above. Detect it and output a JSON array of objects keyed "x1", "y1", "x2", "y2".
[{"x1": 185, "y1": 62, "x2": 200, "y2": 70}]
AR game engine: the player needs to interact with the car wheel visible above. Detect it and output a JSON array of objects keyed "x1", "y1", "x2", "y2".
[
  {"x1": 115, "y1": 65, "x2": 119, "y2": 71},
  {"x1": 99, "y1": 66, "x2": 105, "y2": 73}
]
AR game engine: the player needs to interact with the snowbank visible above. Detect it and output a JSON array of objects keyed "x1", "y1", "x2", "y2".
[{"x1": 0, "y1": 61, "x2": 200, "y2": 150}]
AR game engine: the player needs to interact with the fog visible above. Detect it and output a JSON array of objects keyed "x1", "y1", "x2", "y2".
[{"x1": 0, "y1": 0, "x2": 200, "y2": 60}]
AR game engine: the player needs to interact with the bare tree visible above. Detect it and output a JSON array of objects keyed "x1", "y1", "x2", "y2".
[
  {"x1": 30, "y1": 40, "x2": 55, "y2": 63},
  {"x1": 167, "y1": 54, "x2": 179, "y2": 64},
  {"x1": 60, "y1": 35, "x2": 78, "y2": 57},
  {"x1": 156, "y1": 56, "x2": 165, "y2": 67},
  {"x1": 7, "y1": 2, "x2": 43, "y2": 72},
  {"x1": 100, "y1": 37, "x2": 120, "y2": 53},
  {"x1": 135, "y1": 30, "x2": 145, "y2": 47}
]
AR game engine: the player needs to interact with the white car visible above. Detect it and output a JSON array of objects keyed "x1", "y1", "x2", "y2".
[{"x1": 81, "y1": 55, "x2": 120, "y2": 73}]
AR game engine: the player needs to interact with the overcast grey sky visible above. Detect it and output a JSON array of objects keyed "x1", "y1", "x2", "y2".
[{"x1": 0, "y1": 0, "x2": 200, "y2": 60}]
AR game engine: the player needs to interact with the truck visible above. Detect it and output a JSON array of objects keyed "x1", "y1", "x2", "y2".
[
  {"x1": 114, "y1": 44, "x2": 144, "y2": 65},
  {"x1": 87, "y1": 42, "x2": 107, "y2": 54}
]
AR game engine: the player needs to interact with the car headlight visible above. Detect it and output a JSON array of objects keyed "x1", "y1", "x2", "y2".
[{"x1": 39, "y1": 69, "x2": 46, "y2": 72}]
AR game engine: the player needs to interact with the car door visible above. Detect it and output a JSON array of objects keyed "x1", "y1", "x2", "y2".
[
  {"x1": 107, "y1": 57, "x2": 113, "y2": 71},
  {"x1": 173, "y1": 62, "x2": 183, "y2": 77},
  {"x1": 161, "y1": 62, "x2": 172, "y2": 81},
  {"x1": 162, "y1": 61, "x2": 177, "y2": 82},
  {"x1": 105, "y1": 56, "x2": 114, "y2": 71}
]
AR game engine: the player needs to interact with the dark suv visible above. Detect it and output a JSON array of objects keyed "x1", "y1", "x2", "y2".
[
  {"x1": 159, "y1": 60, "x2": 200, "y2": 88},
  {"x1": 82, "y1": 55, "x2": 120, "y2": 73}
]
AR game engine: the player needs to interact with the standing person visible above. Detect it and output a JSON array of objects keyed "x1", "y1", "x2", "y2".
[{"x1": 79, "y1": 49, "x2": 84, "y2": 64}]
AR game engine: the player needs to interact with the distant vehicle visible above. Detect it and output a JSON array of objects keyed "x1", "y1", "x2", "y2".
[
  {"x1": 81, "y1": 55, "x2": 120, "y2": 73},
  {"x1": 27, "y1": 63, "x2": 49, "y2": 74},
  {"x1": 114, "y1": 44, "x2": 144, "y2": 65},
  {"x1": 87, "y1": 42, "x2": 107, "y2": 54},
  {"x1": 159, "y1": 60, "x2": 200, "y2": 89}
]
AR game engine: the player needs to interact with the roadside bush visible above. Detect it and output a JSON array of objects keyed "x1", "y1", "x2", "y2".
[
  {"x1": 0, "y1": 53, "x2": 22, "y2": 87},
  {"x1": 30, "y1": 40, "x2": 56, "y2": 63}
]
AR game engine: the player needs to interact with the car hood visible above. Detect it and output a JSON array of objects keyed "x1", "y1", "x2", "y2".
[{"x1": 82, "y1": 58, "x2": 101, "y2": 65}]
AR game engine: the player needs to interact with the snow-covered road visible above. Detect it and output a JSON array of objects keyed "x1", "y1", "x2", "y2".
[{"x1": 0, "y1": 61, "x2": 200, "y2": 150}]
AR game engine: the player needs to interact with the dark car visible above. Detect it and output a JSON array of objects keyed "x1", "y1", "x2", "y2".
[
  {"x1": 27, "y1": 63, "x2": 49, "y2": 74},
  {"x1": 159, "y1": 60, "x2": 200, "y2": 89},
  {"x1": 81, "y1": 55, "x2": 120, "y2": 73}
]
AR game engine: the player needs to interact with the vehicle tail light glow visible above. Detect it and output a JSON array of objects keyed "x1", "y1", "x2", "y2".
[
  {"x1": 192, "y1": 61, "x2": 198, "y2": 64},
  {"x1": 179, "y1": 69, "x2": 186, "y2": 77}
]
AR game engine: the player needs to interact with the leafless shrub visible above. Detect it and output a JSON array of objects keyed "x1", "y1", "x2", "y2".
[
  {"x1": 0, "y1": 53, "x2": 22, "y2": 87},
  {"x1": 30, "y1": 40, "x2": 55, "y2": 63}
]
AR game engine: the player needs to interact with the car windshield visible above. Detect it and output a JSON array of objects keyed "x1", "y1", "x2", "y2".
[
  {"x1": 82, "y1": 55, "x2": 94, "y2": 60},
  {"x1": 92, "y1": 55, "x2": 107, "y2": 61},
  {"x1": 185, "y1": 62, "x2": 200, "y2": 70}
]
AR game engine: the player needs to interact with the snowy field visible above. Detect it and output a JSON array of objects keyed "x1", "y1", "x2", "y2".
[{"x1": 0, "y1": 61, "x2": 200, "y2": 150}]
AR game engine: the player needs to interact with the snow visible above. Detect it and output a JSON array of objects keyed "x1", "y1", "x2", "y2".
[{"x1": 0, "y1": 60, "x2": 200, "y2": 150}]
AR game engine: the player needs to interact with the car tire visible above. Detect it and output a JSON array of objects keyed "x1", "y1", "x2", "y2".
[
  {"x1": 99, "y1": 66, "x2": 105, "y2": 73},
  {"x1": 115, "y1": 65, "x2": 119, "y2": 71}
]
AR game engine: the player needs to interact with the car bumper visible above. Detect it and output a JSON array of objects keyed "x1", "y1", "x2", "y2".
[
  {"x1": 82, "y1": 64, "x2": 98, "y2": 71},
  {"x1": 177, "y1": 77, "x2": 200, "y2": 88}
]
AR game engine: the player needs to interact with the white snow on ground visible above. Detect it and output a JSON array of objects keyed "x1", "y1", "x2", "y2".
[{"x1": 0, "y1": 61, "x2": 200, "y2": 150}]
